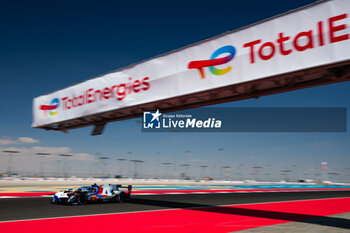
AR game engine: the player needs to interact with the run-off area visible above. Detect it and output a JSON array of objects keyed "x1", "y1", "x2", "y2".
[{"x1": 0, "y1": 191, "x2": 349, "y2": 232}]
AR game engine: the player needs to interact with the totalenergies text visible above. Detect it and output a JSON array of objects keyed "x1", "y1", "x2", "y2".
[
  {"x1": 243, "y1": 14, "x2": 349, "y2": 63},
  {"x1": 61, "y1": 77, "x2": 150, "y2": 110}
]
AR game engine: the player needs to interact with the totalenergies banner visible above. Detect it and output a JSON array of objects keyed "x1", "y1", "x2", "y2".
[{"x1": 32, "y1": 0, "x2": 350, "y2": 128}]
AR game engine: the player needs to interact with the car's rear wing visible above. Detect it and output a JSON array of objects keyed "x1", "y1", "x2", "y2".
[{"x1": 117, "y1": 185, "x2": 132, "y2": 194}]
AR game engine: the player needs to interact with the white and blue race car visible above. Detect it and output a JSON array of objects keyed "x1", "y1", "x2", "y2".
[{"x1": 52, "y1": 183, "x2": 132, "y2": 205}]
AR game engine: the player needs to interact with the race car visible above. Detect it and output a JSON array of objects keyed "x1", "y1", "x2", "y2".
[{"x1": 52, "y1": 183, "x2": 132, "y2": 205}]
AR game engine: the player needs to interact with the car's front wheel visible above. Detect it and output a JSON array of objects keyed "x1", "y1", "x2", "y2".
[{"x1": 77, "y1": 193, "x2": 88, "y2": 205}]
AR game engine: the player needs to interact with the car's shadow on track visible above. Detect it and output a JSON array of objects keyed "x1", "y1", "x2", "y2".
[{"x1": 130, "y1": 197, "x2": 350, "y2": 230}]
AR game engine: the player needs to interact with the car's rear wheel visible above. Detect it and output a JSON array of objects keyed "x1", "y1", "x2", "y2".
[
  {"x1": 118, "y1": 192, "x2": 127, "y2": 203},
  {"x1": 77, "y1": 193, "x2": 88, "y2": 205}
]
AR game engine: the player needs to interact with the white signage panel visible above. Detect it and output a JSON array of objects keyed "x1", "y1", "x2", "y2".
[{"x1": 33, "y1": 0, "x2": 350, "y2": 127}]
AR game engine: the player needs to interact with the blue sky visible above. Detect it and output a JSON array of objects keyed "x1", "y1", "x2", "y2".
[{"x1": 0, "y1": 0, "x2": 349, "y2": 181}]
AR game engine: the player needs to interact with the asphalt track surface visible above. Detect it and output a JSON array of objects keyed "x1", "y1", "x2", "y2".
[{"x1": 0, "y1": 191, "x2": 349, "y2": 222}]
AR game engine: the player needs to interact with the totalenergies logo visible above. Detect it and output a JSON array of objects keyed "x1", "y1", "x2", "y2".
[
  {"x1": 40, "y1": 98, "x2": 59, "y2": 116},
  {"x1": 188, "y1": 45, "x2": 236, "y2": 79}
]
